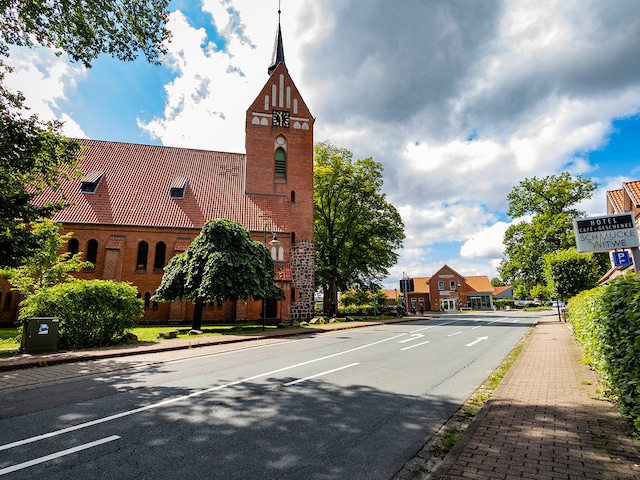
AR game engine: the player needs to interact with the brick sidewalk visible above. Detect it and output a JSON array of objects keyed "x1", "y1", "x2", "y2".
[{"x1": 433, "y1": 315, "x2": 640, "y2": 479}]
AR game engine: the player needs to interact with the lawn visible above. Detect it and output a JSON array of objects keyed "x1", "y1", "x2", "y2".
[{"x1": 0, "y1": 323, "x2": 289, "y2": 355}]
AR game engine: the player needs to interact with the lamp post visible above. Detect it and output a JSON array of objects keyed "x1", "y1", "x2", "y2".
[{"x1": 263, "y1": 224, "x2": 281, "y2": 331}]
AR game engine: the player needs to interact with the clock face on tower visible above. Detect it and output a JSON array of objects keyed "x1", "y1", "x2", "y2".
[{"x1": 272, "y1": 110, "x2": 290, "y2": 127}]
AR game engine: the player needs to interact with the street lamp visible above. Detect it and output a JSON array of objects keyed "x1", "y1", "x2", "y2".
[{"x1": 263, "y1": 227, "x2": 281, "y2": 331}]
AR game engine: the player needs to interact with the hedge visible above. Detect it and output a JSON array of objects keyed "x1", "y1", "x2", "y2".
[
  {"x1": 569, "y1": 273, "x2": 640, "y2": 434},
  {"x1": 19, "y1": 280, "x2": 144, "y2": 349}
]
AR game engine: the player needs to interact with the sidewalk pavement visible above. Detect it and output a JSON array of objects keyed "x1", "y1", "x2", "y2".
[
  {"x1": 2, "y1": 314, "x2": 639, "y2": 479},
  {"x1": 428, "y1": 314, "x2": 640, "y2": 480}
]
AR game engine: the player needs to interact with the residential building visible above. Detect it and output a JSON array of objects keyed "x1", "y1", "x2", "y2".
[
  {"x1": 601, "y1": 179, "x2": 640, "y2": 282},
  {"x1": 401, "y1": 265, "x2": 494, "y2": 312}
]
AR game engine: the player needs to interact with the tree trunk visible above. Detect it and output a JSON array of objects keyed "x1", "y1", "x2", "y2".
[{"x1": 192, "y1": 298, "x2": 204, "y2": 331}]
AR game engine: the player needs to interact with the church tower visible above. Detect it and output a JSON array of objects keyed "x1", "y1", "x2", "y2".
[{"x1": 245, "y1": 12, "x2": 315, "y2": 320}]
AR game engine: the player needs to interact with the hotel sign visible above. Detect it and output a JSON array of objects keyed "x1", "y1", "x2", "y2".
[{"x1": 574, "y1": 213, "x2": 639, "y2": 253}]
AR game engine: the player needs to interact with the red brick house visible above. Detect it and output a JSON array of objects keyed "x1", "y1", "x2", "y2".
[
  {"x1": 0, "y1": 20, "x2": 315, "y2": 325},
  {"x1": 401, "y1": 265, "x2": 494, "y2": 312}
]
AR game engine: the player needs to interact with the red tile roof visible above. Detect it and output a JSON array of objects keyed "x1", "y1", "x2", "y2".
[
  {"x1": 34, "y1": 139, "x2": 284, "y2": 232},
  {"x1": 607, "y1": 188, "x2": 624, "y2": 213},
  {"x1": 624, "y1": 180, "x2": 640, "y2": 206}
]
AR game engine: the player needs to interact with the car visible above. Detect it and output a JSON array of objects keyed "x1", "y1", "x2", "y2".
[{"x1": 551, "y1": 301, "x2": 565, "y2": 308}]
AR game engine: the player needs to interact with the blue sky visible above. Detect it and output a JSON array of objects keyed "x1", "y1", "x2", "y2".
[{"x1": 4, "y1": 0, "x2": 640, "y2": 288}]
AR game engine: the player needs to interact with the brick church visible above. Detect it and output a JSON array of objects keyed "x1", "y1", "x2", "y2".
[{"x1": 0, "y1": 18, "x2": 315, "y2": 325}]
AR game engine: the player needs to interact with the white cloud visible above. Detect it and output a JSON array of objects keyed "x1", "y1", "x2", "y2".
[{"x1": 3, "y1": 47, "x2": 87, "y2": 137}]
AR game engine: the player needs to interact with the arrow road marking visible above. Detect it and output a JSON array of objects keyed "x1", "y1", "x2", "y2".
[
  {"x1": 399, "y1": 334, "x2": 425, "y2": 344},
  {"x1": 466, "y1": 336, "x2": 488, "y2": 347}
]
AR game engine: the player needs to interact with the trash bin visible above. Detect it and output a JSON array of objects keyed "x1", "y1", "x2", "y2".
[{"x1": 21, "y1": 317, "x2": 59, "y2": 354}]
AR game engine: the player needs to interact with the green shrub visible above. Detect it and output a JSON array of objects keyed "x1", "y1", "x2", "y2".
[
  {"x1": 494, "y1": 299, "x2": 515, "y2": 310},
  {"x1": 569, "y1": 273, "x2": 640, "y2": 434},
  {"x1": 19, "y1": 280, "x2": 143, "y2": 349}
]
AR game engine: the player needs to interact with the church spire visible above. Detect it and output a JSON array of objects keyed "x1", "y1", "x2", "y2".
[{"x1": 268, "y1": 2, "x2": 285, "y2": 75}]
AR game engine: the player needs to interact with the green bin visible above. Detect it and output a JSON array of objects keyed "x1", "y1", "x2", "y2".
[{"x1": 21, "y1": 317, "x2": 59, "y2": 354}]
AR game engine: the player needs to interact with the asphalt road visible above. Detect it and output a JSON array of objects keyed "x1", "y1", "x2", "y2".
[{"x1": 0, "y1": 311, "x2": 537, "y2": 480}]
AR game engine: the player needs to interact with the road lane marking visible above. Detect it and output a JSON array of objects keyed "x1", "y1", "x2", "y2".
[
  {"x1": 466, "y1": 336, "x2": 488, "y2": 347},
  {"x1": 398, "y1": 334, "x2": 425, "y2": 344},
  {"x1": 409, "y1": 320, "x2": 456, "y2": 334},
  {"x1": 447, "y1": 331, "x2": 463, "y2": 337},
  {"x1": 283, "y1": 363, "x2": 360, "y2": 386},
  {"x1": 401, "y1": 340, "x2": 430, "y2": 351},
  {"x1": 0, "y1": 334, "x2": 406, "y2": 452},
  {"x1": 0, "y1": 436, "x2": 120, "y2": 476}
]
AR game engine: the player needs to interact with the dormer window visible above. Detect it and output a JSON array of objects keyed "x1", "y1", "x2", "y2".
[
  {"x1": 170, "y1": 177, "x2": 187, "y2": 199},
  {"x1": 80, "y1": 171, "x2": 104, "y2": 194}
]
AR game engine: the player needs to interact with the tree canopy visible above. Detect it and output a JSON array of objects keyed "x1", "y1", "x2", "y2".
[
  {"x1": 314, "y1": 141, "x2": 405, "y2": 312},
  {"x1": 0, "y1": 76, "x2": 82, "y2": 267},
  {"x1": 1, "y1": 0, "x2": 171, "y2": 68},
  {"x1": 543, "y1": 248, "x2": 601, "y2": 302},
  {"x1": 498, "y1": 173, "x2": 597, "y2": 290},
  {"x1": 154, "y1": 219, "x2": 284, "y2": 330},
  {"x1": 1, "y1": 219, "x2": 92, "y2": 295},
  {"x1": 0, "y1": 0, "x2": 171, "y2": 266}
]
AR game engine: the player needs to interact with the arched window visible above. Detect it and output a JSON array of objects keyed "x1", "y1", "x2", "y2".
[
  {"x1": 278, "y1": 246, "x2": 284, "y2": 261},
  {"x1": 291, "y1": 287, "x2": 296, "y2": 303},
  {"x1": 68, "y1": 238, "x2": 79, "y2": 255},
  {"x1": 137, "y1": 241, "x2": 148, "y2": 271},
  {"x1": 291, "y1": 232, "x2": 296, "y2": 244},
  {"x1": 144, "y1": 292, "x2": 151, "y2": 308},
  {"x1": 154, "y1": 242, "x2": 166, "y2": 271},
  {"x1": 275, "y1": 147, "x2": 286, "y2": 178},
  {"x1": 290, "y1": 190, "x2": 295, "y2": 203},
  {"x1": 4, "y1": 291, "x2": 12, "y2": 310},
  {"x1": 86, "y1": 239, "x2": 98, "y2": 266}
]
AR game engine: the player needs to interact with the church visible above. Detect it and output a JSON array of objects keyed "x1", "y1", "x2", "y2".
[{"x1": 0, "y1": 18, "x2": 315, "y2": 325}]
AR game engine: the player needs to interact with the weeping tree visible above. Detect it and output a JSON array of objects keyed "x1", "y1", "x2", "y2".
[{"x1": 154, "y1": 218, "x2": 284, "y2": 330}]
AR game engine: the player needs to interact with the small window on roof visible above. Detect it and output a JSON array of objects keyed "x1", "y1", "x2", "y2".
[
  {"x1": 170, "y1": 177, "x2": 187, "y2": 199},
  {"x1": 80, "y1": 171, "x2": 104, "y2": 194}
]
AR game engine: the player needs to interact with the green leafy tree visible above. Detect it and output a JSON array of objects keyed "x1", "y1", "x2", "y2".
[
  {"x1": 543, "y1": 248, "x2": 601, "y2": 302},
  {"x1": 490, "y1": 277, "x2": 504, "y2": 287},
  {"x1": 0, "y1": 0, "x2": 170, "y2": 266},
  {"x1": 498, "y1": 173, "x2": 597, "y2": 289},
  {"x1": 314, "y1": 141, "x2": 405, "y2": 312},
  {"x1": 0, "y1": 75, "x2": 83, "y2": 267},
  {"x1": 1, "y1": 0, "x2": 171, "y2": 68},
  {"x1": 1, "y1": 219, "x2": 92, "y2": 295},
  {"x1": 154, "y1": 219, "x2": 284, "y2": 330},
  {"x1": 529, "y1": 284, "x2": 551, "y2": 303}
]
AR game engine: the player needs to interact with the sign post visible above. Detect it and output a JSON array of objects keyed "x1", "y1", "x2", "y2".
[{"x1": 573, "y1": 213, "x2": 640, "y2": 269}]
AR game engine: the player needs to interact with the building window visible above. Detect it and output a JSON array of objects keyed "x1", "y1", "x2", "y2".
[
  {"x1": 86, "y1": 239, "x2": 98, "y2": 266},
  {"x1": 291, "y1": 287, "x2": 296, "y2": 302},
  {"x1": 438, "y1": 281, "x2": 444, "y2": 291},
  {"x1": 450, "y1": 280, "x2": 457, "y2": 290},
  {"x1": 4, "y1": 292, "x2": 12, "y2": 310},
  {"x1": 291, "y1": 231, "x2": 296, "y2": 244},
  {"x1": 290, "y1": 190, "x2": 295, "y2": 203},
  {"x1": 80, "y1": 171, "x2": 104, "y2": 194},
  {"x1": 68, "y1": 238, "x2": 79, "y2": 255},
  {"x1": 144, "y1": 292, "x2": 151, "y2": 308},
  {"x1": 154, "y1": 242, "x2": 166, "y2": 272},
  {"x1": 275, "y1": 147, "x2": 286, "y2": 177},
  {"x1": 137, "y1": 241, "x2": 148, "y2": 271}
]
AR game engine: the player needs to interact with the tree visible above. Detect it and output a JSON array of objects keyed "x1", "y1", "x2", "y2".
[
  {"x1": 498, "y1": 173, "x2": 597, "y2": 289},
  {"x1": 0, "y1": 76, "x2": 83, "y2": 267},
  {"x1": 543, "y1": 248, "x2": 600, "y2": 302},
  {"x1": 314, "y1": 141, "x2": 405, "y2": 312},
  {"x1": 1, "y1": 219, "x2": 92, "y2": 295},
  {"x1": 0, "y1": 0, "x2": 171, "y2": 266},
  {"x1": 154, "y1": 219, "x2": 284, "y2": 330},
  {"x1": 1, "y1": 0, "x2": 171, "y2": 68},
  {"x1": 490, "y1": 277, "x2": 504, "y2": 287},
  {"x1": 529, "y1": 284, "x2": 551, "y2": 303}
]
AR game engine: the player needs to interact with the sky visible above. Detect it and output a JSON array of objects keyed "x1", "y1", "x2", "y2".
[{"x1": 4, "y1": 0, "x2": 640, "y2": 289}]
